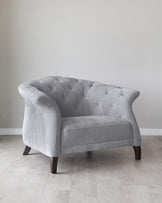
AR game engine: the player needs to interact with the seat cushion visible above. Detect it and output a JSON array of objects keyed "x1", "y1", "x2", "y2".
[{"x1": 61, "y1": 116, "x2": 133, "y2": 154}]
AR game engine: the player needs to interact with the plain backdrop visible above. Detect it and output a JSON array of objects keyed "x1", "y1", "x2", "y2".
[{"x1": 0, "y1": 0, "x2": 162, "y2": 128}]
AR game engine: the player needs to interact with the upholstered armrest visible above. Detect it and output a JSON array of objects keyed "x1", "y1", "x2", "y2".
[
  {"x1": 18, "y1": 83, "x2": 62, "y2": 157},
  {"x1": 18, "y1": 83, "x2": 55, "y2": 107},
  {"x1": 120, "y1": 89, "x2": 140, "y2": 103},
  {"x1": 107, "y1": 87, "x2": 141, "y2": 146}
]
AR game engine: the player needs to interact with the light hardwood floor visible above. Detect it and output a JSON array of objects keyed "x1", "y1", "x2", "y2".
[{"x1": 0, "y1": 135, "x2": 162, "y2": 203}]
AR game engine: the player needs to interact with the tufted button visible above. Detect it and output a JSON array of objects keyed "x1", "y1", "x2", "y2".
[
  {"x1": 62, "y1": 95, "x2": 66, "y2": 100},
  {"x1": 109, "y1": 104, "x2": 114, "y2": 108},
  {"x1": 73, "y1": 104, "x2": 78, "y2": 109},
  {"x1": 119, "y1": 91, "x2": 124, "y2": 96}
]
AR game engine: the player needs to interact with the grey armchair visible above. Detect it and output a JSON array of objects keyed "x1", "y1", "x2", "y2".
[{"x1": 18, "y1": 76, "x2": 141, "y2": 174}]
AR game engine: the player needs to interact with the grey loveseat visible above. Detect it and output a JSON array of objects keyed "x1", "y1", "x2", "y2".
[{"x1": 18, "y1": 76, "x2": 141, "y2": 173}]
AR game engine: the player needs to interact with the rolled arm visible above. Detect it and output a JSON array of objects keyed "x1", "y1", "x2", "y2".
[
  {"x1": 108, "y1": 87, "x2": 141, "y2": 146},
  {"x1": 18, "y1": 82, "x2": 62, "y2": 157}
]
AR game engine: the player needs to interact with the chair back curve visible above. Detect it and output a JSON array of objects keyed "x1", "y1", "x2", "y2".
[{"x1": 28, "y1": 76, "x2": 135, "y2": 117}]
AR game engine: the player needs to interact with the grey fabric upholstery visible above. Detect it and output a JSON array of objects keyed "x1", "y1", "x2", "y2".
[
  {"x1": 62, "y1": 116, "x2": 133, "y2": 154},
  {"x1": 18, "y1": 76, "x2": 141, "y2": 157}
]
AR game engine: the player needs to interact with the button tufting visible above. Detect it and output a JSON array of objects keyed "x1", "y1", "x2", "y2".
[
  {"x1": 62, "y1": 95, "x2": 66, "y2": 100},
  {"x1": 68, "y1": 86, "x2": 72, "y2": 89},
  {"x1": 74, "y1": 104, "x2": 78, "y2": 109},
  {"x1": 119, "y1": 91, "x2": 124, "y2": 96},
  {"x1": 31, "y1": 76, "x2": 135, "y2": 119}
]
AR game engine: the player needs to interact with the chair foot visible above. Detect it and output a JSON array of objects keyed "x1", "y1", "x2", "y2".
[
  {"x1": 23, "y1": 145, "x2": 31, "y2": 155},
  {"x1": 87, "y1": 151, "x2": 92, "y2": 155},
  {"x1": 133, "y1": 146, "x2": 141, "y2": 160},
  {"x1": 50, "y1": 157, "x2": 58, "y2": 174}
]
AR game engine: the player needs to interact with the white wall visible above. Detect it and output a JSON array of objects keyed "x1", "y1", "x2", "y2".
[
  {"x1": 0, "y1": 0, "x2": 11, "y2": 127},
  {"x1": 0, "y1": 0, "x2": 162, "y2": 128}
]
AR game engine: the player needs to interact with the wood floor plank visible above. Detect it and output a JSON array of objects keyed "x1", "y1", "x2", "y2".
[
  {"x1": 70, "y1": 156, "x2": 97, "y2": 198},
  {"x1": 42, "y1": 190, "x2": 70, "y2": 203}
]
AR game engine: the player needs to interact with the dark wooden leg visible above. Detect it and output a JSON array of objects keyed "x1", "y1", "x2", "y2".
[
  {"x1": 87, "y1": 151, "x2": 92, "y2": 156},
  {"x1": 23, "y1": 145, "x2": 31, "y2": 155},
  {"x1": 133, "y1": 146, "x2": 141, "y2": 160},
  {"x1": 50, "y1": 157, "x2": 58, "y2": 174}
]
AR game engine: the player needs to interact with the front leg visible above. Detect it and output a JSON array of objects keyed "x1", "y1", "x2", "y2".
[
  {"x1": 23, "y1": 145, "x2": 31, "y2": 155},
  {"x1": 50, "y1": 157, "x2": 58, "y2": 174},
  {"x1": 133, "y1": 146, "x2": 141, "y2": 160}
]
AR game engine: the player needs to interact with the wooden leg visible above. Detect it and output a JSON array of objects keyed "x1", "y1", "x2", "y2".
[
  {"x1": 23, "y1": 145, "x2": 31, "y2": 155},
  {"x1": 50, "y1": 157, "x2": 58, "y2": 174},
  {"x1": 87, "y1": 151, "x2": 92, "y2": 156},
  {"x1": 133, "y1": 146, "x2": 141, "y2": 160}
]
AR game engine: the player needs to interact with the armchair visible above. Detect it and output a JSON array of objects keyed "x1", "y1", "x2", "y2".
[{"x1": 18, "y1": 76, "x2": 141, "y2": 173}]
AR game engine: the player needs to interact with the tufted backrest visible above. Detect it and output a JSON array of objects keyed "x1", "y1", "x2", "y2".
[{"x1": 27, "y1": 76, "x2": 135, "y2": 118}]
